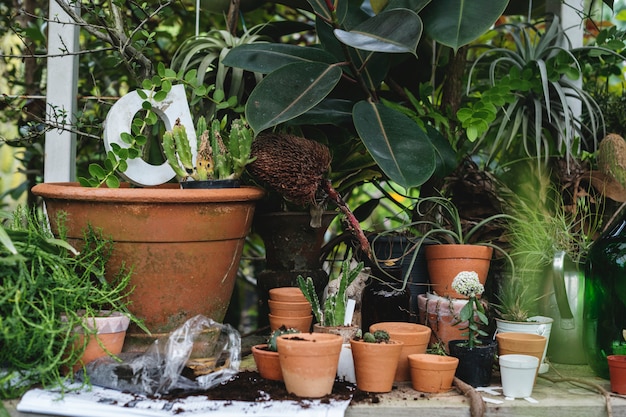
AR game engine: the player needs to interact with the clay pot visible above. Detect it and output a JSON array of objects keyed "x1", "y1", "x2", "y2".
[
  {"x1": 424, "y1": 244, "x2": 493, "y2": 299},
  {"x1": 31, "y1": 182, "x2": 264, "y2": 349},
  {"x1": 608, "y1": 355, "x2": 626, "y2": 394},
  {"x1": 267, "y1": 299, "x2": 312, "y2": 317},
  {"x1": 269, "y1": 287, "x2": 308, "y2": 302},
  {"x1": 276, "y1": 333, "x2": 343, "y2": 398},
  {"x1": 251, "y1": 344, "x2": 283, "y2": 381},
  {"x1": 369, "y1": 322, "x2": 431, "y2": 382},
  {"x1": 407, "y1": 353, "x2": 459, "y2": 393},
  {"x1": 495, "y1": 316, "x2": 553, "y2": 373},
  {"x1": 68, "y1": 311, "x2": 130, "y2": 373},
  {"x1": 496, "y1": 332, "x2": 547, "y2": 379},
  {"x1": 350, "y1": 338, "x2": 404, "y2": 393},
  {"x1": 268, "y1": 313, "x2": 312, "y2": 333}
]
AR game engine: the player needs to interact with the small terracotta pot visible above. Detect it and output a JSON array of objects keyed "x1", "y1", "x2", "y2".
[
  {"x1": 269, "y1": 287, "x2": 308, "y2": 302},
  {"x1": 69, "y1": 311, "x2": 130, "y2": 373},
  {"x1": 496, "y1": 332, "x2": 546, "y2": 379},
  {"x1": 251, "y1": 344, "x2": 283, "y2": 381},
  {"x1": 425, "y1": 244, "x2": 493, "y2": 299},
  {"x1": 608, "y1": 355, "x2": 626, "y2": 394},
  {"x1": 496, "y1": 332, "x2": 546, "y2": 363},
  {"x1": 350, "y1": 338, "x2": 404, "y2": 393},
  {"x1": 408, "y1": 353, "x2": 459, "y2": 393},
  {"x1": 268, "y1": 313, "x2": 312, "y2": 332},
  {"x1": 277, "y1": 332, "x2": 343, "y2": 398},
  {"x1": 369, "y1": 322, "x2": 431, "y2": 382},
  {"x1": 313, "y1": 323, "x2": 360, "y2": 344},
  {"x1": 268, "y1": 299, "x2": 312, "y2": 317}
]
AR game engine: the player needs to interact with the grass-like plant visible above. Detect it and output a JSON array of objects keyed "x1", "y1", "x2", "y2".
[{"x1": 0, "y1": 207, "x2": 141, "y2": 399}]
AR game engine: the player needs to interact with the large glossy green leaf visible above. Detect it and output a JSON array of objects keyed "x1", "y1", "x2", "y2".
[
  {"x1": 353, "y1": 101, "x2": 436, "y2": 189},
  {"x1": 306, "y1": 0, "x2": 334, "y2": 22},
  {"x1": 223, "y1": 44, "x2": 337, "y2": 74},
  {"x1": 334, "y1": 9, "x2": 422, "y2": 55},
  {"x1": 245, "y1": 61, "x2": 343, "y2": 134},
  {"x1": 421, "y1": 0, "x2": 510, "y2": 51}
]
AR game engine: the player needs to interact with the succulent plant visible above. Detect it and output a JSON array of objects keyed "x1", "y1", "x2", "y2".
[{"x1": 266, "y1": 326, "x2": 299, "y2": 352}]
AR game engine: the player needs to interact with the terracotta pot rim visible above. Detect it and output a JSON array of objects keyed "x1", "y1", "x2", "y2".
[
  {"x1": 369, "y1": 322, "x2": 431, "y2": 337},
  {"x1": 425, "y1": 244, "x2": 494, "y2": 259},
  {"x1": 408, "y1": 353, "x2": 459, "y2": 369},
  {"x1": 495, "y1": 332, "x2": 546, "y2": 341},
  {"x1": 350, "y1": 339, "x2": 404, "y2": 347},
  {"x1": 268, "y1": 313, "x2": 313, "y2": 319},
  {"x1": 251, "y1": 344, "x2": 277, "y2": 354},
  {"x1": 31, "y1": 182, "x2": 265, "y2": 203},
  {"x1": 268, "y1": 299, "x2": 311, "y2": 307}
]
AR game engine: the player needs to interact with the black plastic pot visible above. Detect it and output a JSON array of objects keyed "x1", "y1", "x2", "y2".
[{"x1": 448, "y1": 338, "x2": 497, "y2": 387}]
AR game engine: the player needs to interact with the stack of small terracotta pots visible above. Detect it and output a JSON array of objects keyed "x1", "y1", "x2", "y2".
[{"x1": 267, "y1": 287, "x2": 313, "y2": 332}]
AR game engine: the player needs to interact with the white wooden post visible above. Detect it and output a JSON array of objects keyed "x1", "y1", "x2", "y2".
[{"x1": 44, "y1": 0, "x2": 79, "y2": 182}]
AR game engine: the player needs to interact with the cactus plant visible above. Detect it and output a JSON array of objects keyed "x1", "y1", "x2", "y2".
[
  {"x1": 266, "y1": 326, "x2": 299, "y2": 352},
  {"x1": 297, "y1": 253, "x2": 363, "y2": 327},
  {"x1": 163, "y1": 116, "x2": 255, "y2": 182}
]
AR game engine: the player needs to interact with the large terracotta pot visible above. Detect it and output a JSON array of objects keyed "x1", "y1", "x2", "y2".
[
  {"x1": 31, "y1": 182, "x2": 264, "y2": 349},
  {"x1": 350, "y1": 338, "x2": 403, "y2": 393},
  {"x1": 425, "y1": 244, "x2": 493, "y2": 299},
  {"x1": 276, "y1": 332, "x2": 343, "y2": 398},
  {"x1": 369, "y1": 322, "x2": 431, "y2": 382},
  {"x1": 608, "y1": 355, "x2": 626, "y2": 394}
]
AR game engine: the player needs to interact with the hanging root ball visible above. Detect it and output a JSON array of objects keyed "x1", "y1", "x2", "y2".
[
  {"x1": 598, "y1": 133, "x2": 626, "y2": 191},
  {"x1": 247, "y1": 133, "x2": 332, "y2": 206}
]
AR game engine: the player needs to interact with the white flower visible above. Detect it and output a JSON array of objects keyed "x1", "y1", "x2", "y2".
[{"x1": 451, "y1": 271, "x2": 484, "y2": 297}]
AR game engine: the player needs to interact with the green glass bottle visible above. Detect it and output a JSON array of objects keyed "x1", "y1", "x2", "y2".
[{"x1": 584, "y1": 213, "x2": 626, "y2": 379}]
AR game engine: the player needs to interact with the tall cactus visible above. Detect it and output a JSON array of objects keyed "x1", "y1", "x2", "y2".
[{"x1": 297, "y1": 253, "x2": 363, "y2": 326}]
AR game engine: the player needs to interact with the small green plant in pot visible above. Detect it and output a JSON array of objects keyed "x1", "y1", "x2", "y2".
[
  {"x1": 447, "y1": 271, "x2": 497, "y2": 388},
  {"x1": 350, "y1": 329, "x2": 404, "y2": 393},
  {"x1": 297, "y1": 254, "x2": 363, "y2": 328},
  {"x1": 251, "y1": 326, "x2": 299, "y2": 381}
]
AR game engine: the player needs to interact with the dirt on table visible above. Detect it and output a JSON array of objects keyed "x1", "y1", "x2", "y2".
[{"x1": 163, "y1": 370, "x2": 378, "y2": 405}]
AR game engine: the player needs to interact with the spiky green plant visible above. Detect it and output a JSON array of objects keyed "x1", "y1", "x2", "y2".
[
  {"x1": 460, "y1": 15, "x2": 607, "y2": 167},
  {"x1": 297, "y1": 253, "x2": 363, "y2": 327}
]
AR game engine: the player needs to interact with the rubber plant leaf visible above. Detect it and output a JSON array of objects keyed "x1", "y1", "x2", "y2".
[
  {"x1": 245, "y1": 61, "x2": 342, "y2": 134},
  {"x1": 223, "y1": 44, "x2": 337, "y2": 74},
  {"x1": 353, "y1": 100, "x2": 436, "y2": 189},
  {"x1": 302, "y1": 0, "x2": 350, "y2": 25},
  {"x1": 334, "y1": 8, "x2": 422, "y2": 55},
  {"x1": 421, "y1": 0, "x2": 510, "y2": 51},
  {"x1": 383, "y1": 0, "x2": 431, "y2": 13}
]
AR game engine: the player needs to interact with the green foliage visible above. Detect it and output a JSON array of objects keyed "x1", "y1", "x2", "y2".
[
  {"x1": 297, "y1": 252, "x2": 363, "y2": 327},
  {"x1": 0, "y1": 207, "x2": 140, "y2": 399},
  {"x1": 223, "y1": 0, "x2": 508, "y2": 189},
  {"x1": 78, "y1": 62, "x2": 252, "y2": 187},
  {"x1": 454, "y1": 295, "x2": 489, "y2": 349},
  {"x1": 461, "y1": 15, "x2": 610, "y2": 166}
]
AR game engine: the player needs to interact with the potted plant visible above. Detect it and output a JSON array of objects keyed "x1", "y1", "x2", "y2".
[
  {"x1": 447, "y1": 271, "x2": 497, "y2": 388},
  {"x1": 0, "y1": 207, "x2": 142, "y2": 399},
  {"x1": 349, "y1": 329, "x2": 404, "y2": 393},
  {"x1": 251, "y1": 326, "x2": 300, "y2": 381},
  {"x1": 275, "y1": 332, "x2": 344, "y2": 398},
  {"x1": 492, "y1": 275, "x2": 554, "y2": 374},
  {"x1": 297, "y1": 253, "x2": 364, "y2": 342},
  {"x1": 31, "y1": 70, "x2": 265, "y2": 348}
]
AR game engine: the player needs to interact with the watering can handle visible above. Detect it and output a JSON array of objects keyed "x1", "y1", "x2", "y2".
[{"x1": 552, "y1": 251, "x2": 575, "y2": 323}]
